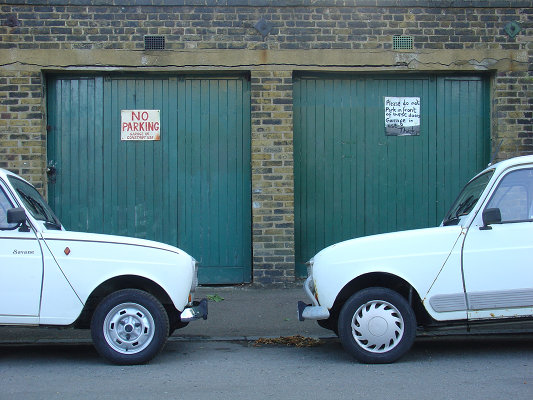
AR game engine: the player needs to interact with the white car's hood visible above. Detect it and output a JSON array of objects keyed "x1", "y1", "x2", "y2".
[
  {"x1": 41, "y1": 230, "x2": 185, "y2": 256},
  {"x1": 314, "y1": 225, "x2": 463, "y2": 266}
]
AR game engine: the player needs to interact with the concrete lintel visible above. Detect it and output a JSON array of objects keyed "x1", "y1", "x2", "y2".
[{"x1": 1, "y1": 48, "x2": 528, "y2": 73}]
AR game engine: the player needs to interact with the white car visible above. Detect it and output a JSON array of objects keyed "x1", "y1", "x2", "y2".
[
  {"x1": 299, "y1": 155, "x2": 533, "y2": 363},
  {"x1": 0, "y1": 168, "x2": 207, "y2": 365}
]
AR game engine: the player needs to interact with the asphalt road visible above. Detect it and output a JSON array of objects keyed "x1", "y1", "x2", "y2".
[{"x1": 1, "y1": 334, "x2": 532, "y2": 400}]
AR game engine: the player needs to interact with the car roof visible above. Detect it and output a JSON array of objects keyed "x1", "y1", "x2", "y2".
[
  {"x1": 0, "y1": 168, "x2": 18, "y2": 178},
  {"x1": 464, "y1": 155, "x2": 533, "y2": 185},
  {"x1": 0, "y1": 168, "x2": 32, "y2": 185},
  {"x1": 485, "y1": 155, "x2": 533, "y2": 174}
]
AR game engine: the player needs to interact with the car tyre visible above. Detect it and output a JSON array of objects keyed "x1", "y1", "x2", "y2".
[
  {"x1": 91, "y1": 289, "x2": 169, "y2": 365},
  {"x1": 338, "y1": 287, "x2": 416, "y2": 364},
  {"x1": 317, "y1": 318, "x2": 339, "y2": 336}
]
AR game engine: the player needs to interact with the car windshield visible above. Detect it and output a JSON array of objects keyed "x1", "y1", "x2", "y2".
[
  {"x1": 8, "y1": 176, "x2": 62, "y2": 230},
  {"x1": 442, "y1": 170, "x2": 495, "y2": 226}
]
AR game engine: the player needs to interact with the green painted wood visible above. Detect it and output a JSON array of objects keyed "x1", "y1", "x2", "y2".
[
  {"x1": 294, "y1": 73, "x2": 489, "y2": 276},
  {"x1": 47, "y1": 74, "x2": 251, "y2": 284}
]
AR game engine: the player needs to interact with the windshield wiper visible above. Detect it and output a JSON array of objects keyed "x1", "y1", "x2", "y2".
[
  {"x1": 458, "y1": 196, "x2": 477, "y2": 216},
  {"x1": 442, "y1": 195, "x2": 479, "y2": 226},
  {"x1": 442, "y1": 216, "x2": 460, "y2": 226},
  {"x1": 44, "y1": 221, "x2": 62, "y2": 230}
]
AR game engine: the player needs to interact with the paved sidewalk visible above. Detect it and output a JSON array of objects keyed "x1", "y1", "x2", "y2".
[{"x1": 0, "y1": 286, "x2": 334, "y2": 345}]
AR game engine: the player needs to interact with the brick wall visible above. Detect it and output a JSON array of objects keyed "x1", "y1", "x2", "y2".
[
  {"x1": 494, "y1": 70, "x2": 533, "y2": 160},
  {"x1": 251, "y1": 70, "x2": 294, "y2": 285},
  {"x1": 0, "y1": 69, "x2": 45, "y2": 190},
  {"x1": 0, "y1": 0, "x2": 531, "y2": 284},
  {"x1": 0, "y1": 3, "x2": 530, "y2": 51}
]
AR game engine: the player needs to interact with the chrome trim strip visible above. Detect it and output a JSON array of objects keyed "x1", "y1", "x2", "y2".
[
  {"x1": 430, "y1": 289, "x2": 533, "y2": 312},
  {"x1": 429, "y1": 293, "x2": 467, "y2": 313},
  {"x1": 468, "y1": 289, "x2": 533, "y2": 310}
]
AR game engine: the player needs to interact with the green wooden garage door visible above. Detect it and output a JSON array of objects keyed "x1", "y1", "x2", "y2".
[
  {"x1": 47, "y1": 74, "x2": 251, "y2": 284},
  {"x1": 294, "y1": 74, "x2": 490, "y2": 276}
]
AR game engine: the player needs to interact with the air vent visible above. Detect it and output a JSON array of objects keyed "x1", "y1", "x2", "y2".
[
  {"x1": 144, "y1": 35, "x2": 165, "y2": 50},
  {"x1": 393, "y1": 35, "x2": 413, "y2": 50}
]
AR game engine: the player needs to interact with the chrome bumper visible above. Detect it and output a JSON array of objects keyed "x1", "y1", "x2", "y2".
[
  {"x1": 180, "y1": 298, "x2": 208, "y2": 322},
  {"x1": 297, "y1": 276, "x2": 330, "y2": 321}
]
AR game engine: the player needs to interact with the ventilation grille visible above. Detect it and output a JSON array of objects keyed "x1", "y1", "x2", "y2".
[
  {"x1": 393, "y1": 35, "x2": 413, "y2": 50},
  {"x1": 144, "y1": 35, "x2": 165, "y2": 50}
]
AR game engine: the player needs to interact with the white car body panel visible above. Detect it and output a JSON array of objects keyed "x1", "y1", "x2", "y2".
[
  {"x1": 0, "y1": 168, "x2": 197, "y2": 327},
  {"x1": 42, "y1": 231, "x2": 194, "y2": 318},
  {"x1": 462, "y1": 164, "x2": 533, "y2": 320},
  {"x1": 0, "y1": 225, "x2": 43, "y2": 317},
  {"x1": 463, "y1": 221, "x2": 533, "y2": 320},
  {"x1": 312, "y1": 226, "x2": 464, "y2": 319},
  {"x1": 422, "y1": 234, "x2": 469, "y2": 321},
  {"x1": 304, "y1": 155, "x2": 533, "y2": 328},
  {"x1": 38, "y1": 243, "x2": 84, "y2": 325}
]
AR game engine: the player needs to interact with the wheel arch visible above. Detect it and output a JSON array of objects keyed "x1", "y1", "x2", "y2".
[
  {"x1": 73, "y1": 275, "x2": 178, "y2": 329},
  {"x1": 329, "y1": 272, "x2": 432, "y2": 326}
]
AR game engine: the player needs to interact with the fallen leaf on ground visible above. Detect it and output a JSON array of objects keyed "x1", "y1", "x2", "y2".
[
  {"x1": 207, "y1": 294, "x2": 224, "y2": 302},
  {"x1": 253, "y1": 335, "x2": 323, "y2": 347}
]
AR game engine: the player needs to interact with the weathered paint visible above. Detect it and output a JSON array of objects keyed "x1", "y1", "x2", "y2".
[
  {"x1": 294, "y1": 73, "x2": 490, "y2": 276},
  {"x1": 46, "y1": 74, "x2": 252, "y2": 284}
]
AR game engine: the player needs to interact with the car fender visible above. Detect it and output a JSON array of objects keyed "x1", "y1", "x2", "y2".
[
  {"x1": 41, "y1": 231, "x2": 194, "y2": 315},
  {"x1": 311, "y1": 226, "x2": 464, "y2": 311}
]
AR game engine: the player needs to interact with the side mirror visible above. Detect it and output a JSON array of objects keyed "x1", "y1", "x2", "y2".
[
  {"x1": 7, "y1": 207, "x2": 27, "y2": 224},
  {"x1": 6, "y1": 207, "x2": 30, "y2": 232},
  {"x1": 480, "y1": 207, "x2": 501, "y2": 230}
]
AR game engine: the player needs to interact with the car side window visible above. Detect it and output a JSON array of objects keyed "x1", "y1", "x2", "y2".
[
  {"x1": 0, "y1": 186, "x2": 17, "y2": 229},
  {"x1": 485, "y1": 168, "x2": 533, "y2": 223}
]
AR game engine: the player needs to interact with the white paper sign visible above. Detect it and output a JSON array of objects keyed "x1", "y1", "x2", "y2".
[
  {"x1": 121, "y1": 110, "x2": 160, "y2": 141},
  {"x1": 384, "y1": 97, "x2": 420, "y2": 136}
]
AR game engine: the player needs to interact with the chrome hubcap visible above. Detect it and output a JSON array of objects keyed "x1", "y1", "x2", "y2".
[
  {"x1": 103, "y1": 303, "x2": 155, "y2": 354},
  {"x1": 351, "y1": 300, "x2": 404, "y2": 353}
]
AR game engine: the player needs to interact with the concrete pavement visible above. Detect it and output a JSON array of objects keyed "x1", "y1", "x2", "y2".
[{"x1": 0, "y1": 285, "x2": 334, "y2": 345}]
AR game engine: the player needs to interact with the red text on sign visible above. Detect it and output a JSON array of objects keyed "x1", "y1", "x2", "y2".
[
  {"x1": 122, "y1": 121, "x2": 160, "y2": 132},
  {"x1": 131, "y1": 111, "x2": 149, "y2": 121}
]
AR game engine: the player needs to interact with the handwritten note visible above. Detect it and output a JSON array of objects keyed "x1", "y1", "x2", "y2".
[{"x1": 384, "y1": 97, "x2": 420, "y2": 136}]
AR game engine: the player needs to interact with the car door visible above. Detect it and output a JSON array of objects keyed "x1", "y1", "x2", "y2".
[
  {"x1": 0, "y1": 181, "x2": 43, "y2": 321},
  {"x1": 462, "y1": 166, "x2": 533, "y2": 320}
]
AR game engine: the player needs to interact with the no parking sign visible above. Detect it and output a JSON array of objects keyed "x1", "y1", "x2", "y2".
[{"x1": 121, "y1": 110, "x2": 160, "y2": 141}]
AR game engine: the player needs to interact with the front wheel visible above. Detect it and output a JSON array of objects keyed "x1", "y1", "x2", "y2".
[
  {"x1": 91, "y1": 289, "x2": 170, "y2": 365},
  {"x1": 317, "y1": 317, "x2": 339, "y2": 336},
  {"x1": 337, "y1": 287, "x2": 416, "y2": 364}
]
